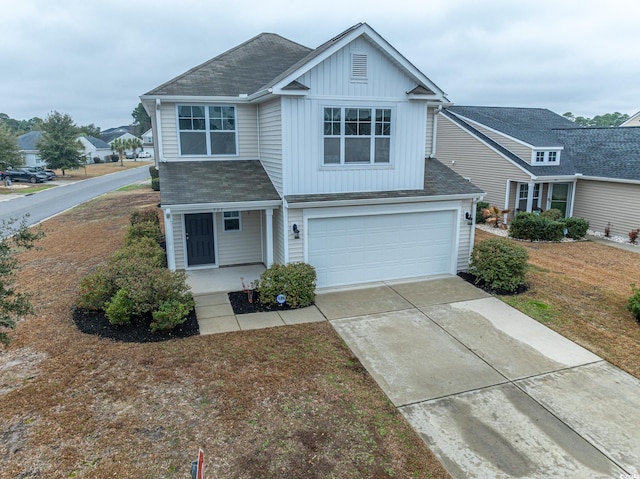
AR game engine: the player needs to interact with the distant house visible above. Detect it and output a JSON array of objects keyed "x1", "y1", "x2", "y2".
[
  {"x1": 140, "y1": 23, "x2": 483, "y2": 288},
  {"x1": 435, "y1": 106, "x2": 640, "y2": 237},
  {"x1": 78, "y1": 136, "x2": 113, "y2": 163},
  {"x1": 17, "y1": 131, "x2": 45, "y2": 167},
  {"x1": 140, "y1": 128, "x2": 155, "y2": 157},
  {"x1": 17, "y1": 131, "x2": 113, "y2": 166},
  {"x1": 621, "y1": 111, "x2": 640, "y2": 127},
  {"x1": 100, "y1": 126, "x2": 140, "y2": 156}
]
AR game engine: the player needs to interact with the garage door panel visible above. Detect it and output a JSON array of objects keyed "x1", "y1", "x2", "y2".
[{"x1": 308, "y1": 211, "x2": 456, "y2": 288}]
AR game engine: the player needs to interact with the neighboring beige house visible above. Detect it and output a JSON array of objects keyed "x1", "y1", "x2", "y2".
[
  {"x1": 435, "y1": 106, "x2": 640, "y2": 237},
  {"x1": 621, "y1": 111, "x2": 640, "y2": 127},
  {"x1": 140, "y1": 23, "x2": 483, "y2": 288}
]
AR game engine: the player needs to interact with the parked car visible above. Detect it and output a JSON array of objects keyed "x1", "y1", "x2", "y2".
[
  {"x1": 137, "y1": 151, "x2": 152, "y2": 158},
  {"x1": 125, "y1": 152, "x2": 136, "y2": 159},
  {"x1": 22, "y1": 166, "x2": 56, "y2": 180},
  {"x1": 1, "y1": 168, "x2": 48, "y2": 183}
]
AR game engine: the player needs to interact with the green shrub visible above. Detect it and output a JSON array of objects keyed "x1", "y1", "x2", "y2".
[
  {"x1": 475, "y1": 201, "x2": 490, "y2": 224},
  {"x1": 151, "y1": 299, "x2": 191, "y2": 332},
  {"x1": 540, "y1": 208, "x2": 563, "y2": 221},
  {"x1": 151, "y1": 178, "x2": 160, "y2": 191},
  {"x1": 111, "y1": 237, "x2": 166, "y2": 268},
  {"x1": 509, "y1": 212, "x2": 564, "y2": 242},
  {"x1": 130, "y1": 208, "x2": 160, "y2": 226},
  {"x1": 561, "y1": 217, "x2": 589, "y2": 240},
  {"x1": 470, "y1": 238, "x2": 529, "y2": 293},
  {"x1": 628, "y1": 284, "x2": 640, "y2": 321},
  {"x1": 104, "y1": 288, "x2": 135, "y2": 325},
  {"x1": 149, "y1": 165, "x2": 159, "y2": 179},
  {"x1": 124, "y1": 220, "x2": 164, "y2": 246},
  {"x1": 76, "y1": 265, "x2": 117, "y2": 310},
  {"x1": 256, "y1": 262, "x2": 316, "y2": 308}
]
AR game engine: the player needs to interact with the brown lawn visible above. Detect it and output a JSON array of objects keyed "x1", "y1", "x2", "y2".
[
  {"x1": 51, "y1": 160, "x2": 152, "y2": 179},
  {"x1": 475, "y1": 229, "x2": 640, "y2": 378},
  {"x1": 0, "y1": 189, "x2": 450, "y2": 479}
]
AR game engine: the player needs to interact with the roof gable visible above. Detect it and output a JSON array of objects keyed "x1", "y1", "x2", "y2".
[{"x1": 17, "y1": 131, "x2": 43, "y2": 151}]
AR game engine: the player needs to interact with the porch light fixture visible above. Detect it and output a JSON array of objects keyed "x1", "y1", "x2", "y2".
[{"x1": 292, "y1": 224, "x2": 300, "y2": 239}]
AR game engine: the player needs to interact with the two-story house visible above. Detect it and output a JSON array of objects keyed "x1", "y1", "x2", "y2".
[
  {"x1": 436, "y1": 106, "x2": 640, "y2": 237},
  {"x1": 140, "y1": 23, "x2": 483, "y2": 288}
]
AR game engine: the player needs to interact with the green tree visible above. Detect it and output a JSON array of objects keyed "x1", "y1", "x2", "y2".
[
  {"x1": 131, "y1": 102, "x2": 151, "y2": 137},
  {"x1": 0, "y1": 123, "x2": 24, "y2": 169},
  {"x1": 563, "y1": 111, "x2": 630, "y2": 127},
  {"x1": 126, "y1": 137, "x2": 143, "y2": 160},
  {"x1": 78, "y1": 123, "x2": 101, "y2": 138},
  {"x1": 0, "y1": 217, "x2": 44, "y2": 346},
  {"x1": 0, "y1": 114, "x2": 44, "y2": 136},
  {"x1": 111, "y1": 137, "x2": 127, "y2": 166},
  {"x1": 37, "y1": 111, "x2": 83, "y2": 175}
]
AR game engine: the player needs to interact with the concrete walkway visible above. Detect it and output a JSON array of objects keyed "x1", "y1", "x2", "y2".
[{"x1": 194, "y1": 275, "x2": 640, "y2": 478}]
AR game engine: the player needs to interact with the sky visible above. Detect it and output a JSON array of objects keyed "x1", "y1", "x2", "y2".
[{"x1": 1, "y1": 0, "x2": 639, "y2": 130}]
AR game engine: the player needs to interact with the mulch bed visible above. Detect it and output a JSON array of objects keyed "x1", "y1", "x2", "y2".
[
  {"x1": 228, "y1": 290, "x2": 297, "y2": 314},
  {"x1": 72, "y1": 307, "x2": 200, "y2": 342},
  {"x1": 457, "y1": 271, "x2": 528, "y2": 296}
]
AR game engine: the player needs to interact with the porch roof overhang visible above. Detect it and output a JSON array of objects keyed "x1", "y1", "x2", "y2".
[{"x1": 159, "y1": 160, "x2": 281, "y2": 209}]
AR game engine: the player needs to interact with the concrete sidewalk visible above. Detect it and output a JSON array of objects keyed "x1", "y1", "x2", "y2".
[{"x1": 327, "y1": 276, "x2": 640, "y2": 479}]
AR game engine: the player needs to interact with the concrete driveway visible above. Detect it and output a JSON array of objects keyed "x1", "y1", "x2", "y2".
[{"x1": 322, "y1": 276, "x2": 640, "y2": 478}]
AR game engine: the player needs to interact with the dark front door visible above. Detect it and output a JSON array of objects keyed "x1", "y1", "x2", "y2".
[{"x1": 185, "y1": 213, "x2": 215, "y2": 266}]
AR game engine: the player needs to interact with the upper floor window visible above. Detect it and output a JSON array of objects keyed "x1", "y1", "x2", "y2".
[
  {"x1": 531, "y1": 150, "x2": 561, "y2": 165},
  {"x1": 178, "y1": 105, "x2": 237, "y2": 156},
  {"x1": 323, "y1": 107, "x2": 391, "y2": 165}
]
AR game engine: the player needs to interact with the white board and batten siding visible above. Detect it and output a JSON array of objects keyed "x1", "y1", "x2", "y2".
[
  {"x1": 257, "y1": 98, "x2": 283, "y2": 194},
  {"x1": 159, "y1": 102, "x2": 259, "y2": 161},
  {"x1": 436, "y1": 115, "x2": 530, "y2": 207},
  {"x1": 573, "y1": 180, "x2": 640, "y2": 236},
  {"x1": 280, "y1": 36, "x2": 429, "y2": 196}
]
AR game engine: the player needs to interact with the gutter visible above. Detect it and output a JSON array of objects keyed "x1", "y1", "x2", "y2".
[
  {"x1": 576, "y1": 175, "x2": 640, "y2": 185},
  {"x1": 286, "y1": 192, "x2": 484, "y2": 209},
  {"x1": 160, "y1": 200, "x2": 282, "y2": 213},
  {"x1": 155, "y1": 99, "x2": 165, "y2": 164}
]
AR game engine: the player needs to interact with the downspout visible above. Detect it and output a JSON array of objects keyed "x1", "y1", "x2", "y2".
[
  {"x1": 155, "y1": 99, "x2": 165, "y2": 164},
  {"x1": 256, "y1": 103, "x2": 261, "y2": 160},
  {"x1": 469, "y1": 195, "x2": 484, "y2": 266},
  {"x1": 504, "y1": 180, "x2": 511, "y2": 225},
  {"x1": 429, "y1": 104, "x2": 442, "y2": 159}
]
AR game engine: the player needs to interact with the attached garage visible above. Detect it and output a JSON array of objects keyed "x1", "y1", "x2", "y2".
[{"x1": 306, "y1": 208, "x2": 458, "y2": 288}]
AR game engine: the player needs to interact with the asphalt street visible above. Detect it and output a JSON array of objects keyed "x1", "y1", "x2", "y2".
[{"x1": 0, "y1": 165, "x2": 151, "y2": 228}]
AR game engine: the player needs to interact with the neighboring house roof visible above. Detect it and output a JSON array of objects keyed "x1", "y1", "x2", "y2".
[
  {"x1": 100, "y1": 126, "x2": 138, "y2": 143},
  {"x1": 444, "y1": 107, "x2": 640, "y2": 181},
  {"x1": 554, "y1": 127, "x2": 640, "y2": 181},
  {"x1": 448, "y1": 106, "x2": 577, "y2": 147},
  {"x1": 17, "y1": 131, "x2": 43, "y2": 151},
  {"x1": 159, "y1": 161, "x2": 281, "y2": 205},
  {"x1": 620, "y1": 110, "x2": 640, "y2": 127},
  {"x1": 82, "y1": 136, "x2": 111, "y2": 149},
  {"x1": 285, "y1": 159, "x2": 483, "y2": 205},
  {"x1": 145, "y1": 33, "x2": 313, "y2": 97}
]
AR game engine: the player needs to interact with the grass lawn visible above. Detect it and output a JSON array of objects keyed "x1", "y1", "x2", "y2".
[
  {"x1": 475, "y1": 229, "x2": 640, "y2": 379},
  {"x1": 0, "y1": 188, "x2": 450, "y2": 479},
  {"x1": 0, "y1": 184, "x2": 55, "y2": 195},
  {"x1": 51, "y1": 160, "x2": 152, "y2": 180}
]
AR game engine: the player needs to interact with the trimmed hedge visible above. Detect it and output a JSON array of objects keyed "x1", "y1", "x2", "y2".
[
  {"x1": 255, "y1": 262, "x2": 316, "y2": 309},
  {"x1": 470, "y1": 238, "x2": 529, "y2": 293},
  {"x1": 628, "y1": 284, "x2": 640, "y2": 322},
  {"x1": 509, "y1": 212, "x2": 589, "y2": 242}
]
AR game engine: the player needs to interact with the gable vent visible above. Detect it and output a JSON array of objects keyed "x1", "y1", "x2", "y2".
[{"x1": 351, "y1": 53, "x2": 368, "y2": 80}]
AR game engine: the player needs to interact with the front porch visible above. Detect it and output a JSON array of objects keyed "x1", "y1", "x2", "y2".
[{"x1": 186, "y1": 264, "x2": 266, "y2": 295}]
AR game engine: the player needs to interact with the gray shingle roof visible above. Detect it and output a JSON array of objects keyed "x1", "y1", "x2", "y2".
[
  {"x1": 145, "y1": 33, "x2": 312, "y2": 97},
  {"x1": 159, "y1": 160, "x2": 281, "y2": 205},
  {"x1": 83, "y1": 136, "x2": 111, "y2": 149},
  {"x1": 554, "y1": 127, "x2": 640, "y2": 180},
  {"x1": 445, "y1": 107, "x2": 640, "y2": 181},
  {"x1": 448, "y1": 106, "x2": 577, "y2": 147},
  {"x1": 285, "y1": 159, "x2": 483, "y2": 204},
  {"x1": 17, "y1": 131, "x2": 43, "y2": 151}
]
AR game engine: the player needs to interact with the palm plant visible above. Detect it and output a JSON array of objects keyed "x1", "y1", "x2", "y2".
[
  {"x1": 111, "y1": 138, "x2": 126, "y2": 166},
  {"x1": 126, "y1": 138, "x2": 143, "y2": 161}
]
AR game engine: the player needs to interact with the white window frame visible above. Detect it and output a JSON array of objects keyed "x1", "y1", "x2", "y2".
[
  {"x1": 517, "y1": 183, "x2": 541, "y2": 212},
  {"x1": 322, "y1": 106, "x2": 392, "y2": 166},
  {"x1": 177, "y1": 104, "x2": 238, "y2": 157},
  {"x1": 531, "y1": 149, "x2": 561, "y2": 165},
  {"x1": 223, "y1": 211, "x2": 241, "y2": 232}
]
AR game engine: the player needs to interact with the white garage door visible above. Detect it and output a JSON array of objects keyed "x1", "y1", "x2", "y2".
[{"x1": 308, "y1": 210, "x2": 456, "y2": 288}]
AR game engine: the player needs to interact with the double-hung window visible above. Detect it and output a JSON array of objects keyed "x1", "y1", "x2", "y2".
[
  {"x1": 178, "y1": 105, "x2": 237, "y2": 156},
  {"x1": 518, "y1": 183, "x2": 541, "y2": 211},
  {"x1": 323, "y1": 107, "x2": 391, "y2": 165}
]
